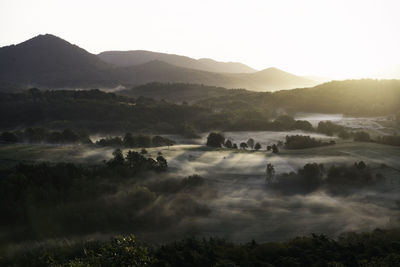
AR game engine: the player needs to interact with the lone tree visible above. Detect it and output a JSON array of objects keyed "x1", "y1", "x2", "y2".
[
  {"x1": 266, "y1": 163, "x2": 275, "y2": 184},
  {"x1": 272, "y1": 144, "x2": 279, "y2": 153},
  {"x1": 206, "y1": 132, "x2": 225, "y2": 147},
  {"x1": 240, "y1": 142, "x2": 248, "y2": 149},
  {"x1": 254, "y1": 142, "x2": 262, "y2": 151},
  {"x1": 247, "y1": 138, "x2": 255, "y2": 149},
  {"x1": 233, "y1": 143, "x2": 238, "y2": 149}
]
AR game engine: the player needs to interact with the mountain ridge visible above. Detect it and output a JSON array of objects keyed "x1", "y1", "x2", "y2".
[
  {"x1": 98, "y1": 50, "x2": 257, "y2": 73},
  {"x1": 0, "y1": 34, "x2": 318, "y2": 91}
]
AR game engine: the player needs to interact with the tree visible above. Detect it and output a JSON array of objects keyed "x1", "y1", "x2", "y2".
[
  {"x1": 141, "y1": 148, "x2": 148, "y2": 154},
  {"x1": 224, "y1": 139, "x2": 233, "y2": 149},
  {"x1": 126, "y1": 150, "x2": 145, "y2": 169},
  {"x1": 156, "y1": 155, "x2": 168, "y2": 171},
  {"x1": 232, "y1": 143, "x2": 238, "y2": 149},
  {"x1": 61, "y1": 129, "x2": 79, "y2": 143},
  {"x1": 136, "y1": 135, "x2": 152, "y2": 147},
  {"x1": 240, "y1": 142, "x2": 248, "y2": 149},
  {"x1": 355, "y1": 161, "x2": 366, "y2": 170},
  {"x1": 108, "y1": 149, "x2": 125, "y2": 167},
  {"x1": 206, "y1": 132, "x2": 225, "y2": 147},
  {"x1": 0, "y1": 132, "x2": 18, "y2": 143},
  {"x1": 266, "y1": 163, "x2": 275, "y2": 184},
  {"x1": 247, "y1": 138, "x2": 255, "y2": 149},
  {"x1": 338, "y1": 130, "x2": 350, "y2": 139},
  {"x1": 298, "y1": 163, "x2": 323, "y2": 190},
  {"x1": 272, "y1": 144, "x2": 279, "y2": 153},
  {"x1": 123, "y1": 132, "x2": 135, "y2": 147},
  {"x1": 152, "y1": 135, "x2": 165, "y2": 147},
  {"x1": 354, "y1": 131, "x2": 370, "y2": 142},
  {"x1": 254, "y1": 143, "x2": 261, "y2": 151}
]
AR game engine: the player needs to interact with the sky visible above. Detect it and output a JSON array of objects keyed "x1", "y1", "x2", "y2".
[{"x1": 1, "y1": 0, "x2": 400, "y2": 79}]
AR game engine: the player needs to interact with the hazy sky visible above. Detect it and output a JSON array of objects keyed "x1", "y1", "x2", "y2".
[{"x1": 1, "y1": 0, "x2": 399, "y2": 79}]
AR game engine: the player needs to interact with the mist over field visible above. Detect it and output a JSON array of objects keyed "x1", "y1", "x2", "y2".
[{"x1": 2, "y1": 124, "x2": 399, "y2": 246}]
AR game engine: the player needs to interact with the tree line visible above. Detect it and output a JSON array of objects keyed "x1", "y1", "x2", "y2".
[
  {"x1": 96, "y1": 133, "x2": 175, "y2": 148},
  {"x1": 0, "y1": 128, "x2": 91, "y2": 144},
  {"x1": 3, "y1": 228, "x2": 400, "y2": 266},
  {"x1": 206, "y1": 132, "x2": 279, "y2": 153}
]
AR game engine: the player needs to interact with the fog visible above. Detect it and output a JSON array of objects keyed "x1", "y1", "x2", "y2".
[
  {"x1": 295, "y1": 112, "x2": 396, "y2": 135},
  {"x1": 2, "y1": 129, "x2": 400, "y2": 245},
  {"x1": 115, "y1": 137, "x2": 400, "y2": 243}
]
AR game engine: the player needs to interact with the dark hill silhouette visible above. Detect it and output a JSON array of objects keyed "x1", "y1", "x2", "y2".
[
  {"x1": 0, "y1": 34, "x2": 318, "y2": 91},
  {"x1": 0, "y1": 34, "x2": 117, "y2": 88}
]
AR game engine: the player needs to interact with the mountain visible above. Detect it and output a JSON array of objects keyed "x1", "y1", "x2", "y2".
[
  {"x1": 112, "y1": 61, "x2": 316, "y2": 91},
  {"x1": 0, "y1": 34, "x2": 119, "y2": 88},
  {"x1": 0, "y1": 34, "x2": 318, "y2": 91},
  {"x1": 98, "y1": 50, "x2": 256, "y2": 73}
]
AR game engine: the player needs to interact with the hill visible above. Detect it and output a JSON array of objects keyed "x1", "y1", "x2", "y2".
[
  {"x1": 98, "y1": 50, "x2": 256, "y2": 73},
  {"x1": 195, "y1": 79, "x2": 400, "y2": 116},
  {"x1": 0, "y1": 34, "x2": 119, "y2": 88},
  {"x1": 118, "y1": 82, "x2": 238, "y2": 103}
]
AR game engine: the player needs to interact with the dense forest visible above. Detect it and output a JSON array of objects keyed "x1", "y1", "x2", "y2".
[
  {"x1": 121, "y1": 79, "x2": 400, "y2": 117},
  {"x1": 0, "y1": 150, "x2": 170, "y2": 243},
  {"x1": 0, "y1": 88, "x2": 314, "y2": 134}
]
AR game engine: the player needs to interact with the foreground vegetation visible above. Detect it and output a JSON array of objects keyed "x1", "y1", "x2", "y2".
[{"x1": 3, "y1": 228, "x2": 400, "y2": 266}]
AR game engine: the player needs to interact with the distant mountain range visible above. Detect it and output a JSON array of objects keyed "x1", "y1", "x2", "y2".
[
  {"x1": 98, "y1": 50, "x2": 256, "y2": 73},
  {"x1": 0, "y1": 34, "x2": 319, "y2": 91}
]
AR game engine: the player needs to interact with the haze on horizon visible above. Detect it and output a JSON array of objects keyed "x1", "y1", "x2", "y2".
[{"x1": 1, "y1": 0, "x2": 400, "y2": 79}]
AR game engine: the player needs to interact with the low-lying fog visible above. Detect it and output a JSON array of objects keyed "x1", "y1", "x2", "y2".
[
  {"x1": 3, "y1": 128, "x2": 400, "y2": 244},
  {"x1": 127, "y1": 134, "x2": 400, "y2": 242},
  {"x1": 295, "y1": 112, "x2": 396, "y2": 135},
  {"x1": 164, "y1": 130, "x2": 336, "y2": 146}
]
